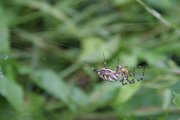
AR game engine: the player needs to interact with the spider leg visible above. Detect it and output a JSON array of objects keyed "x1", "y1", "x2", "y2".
[
  {"x1": 83, "y1": 61, "x2": 98, "y2": 73},
  {"x1": 116, "y1": 58, "x2": 120, "y2": 69},
  {"x1": 103, "y1": 53, "x2": 107, "y2": 68},
  {"x1": 127, "y1": 67, "x2": 136, "y2": 84},
  {"x1": 137, "y1": 66, "x2": 146, "y2": 81},
  {"x1": 121, "y1": 78, "x2": 128, "y2": 85},
  {"x1": 127, "y1": 78, "x2": 135, "y2": 84},
  {"x1": 125, "y1": 77, "x2": 131, "y2": 84},
  {"x1": 118, "y1": 74, "x2": 129, "y2": 85},
  {"x1": 102, "y1": 75, "x2": 108, "y2": 82}
]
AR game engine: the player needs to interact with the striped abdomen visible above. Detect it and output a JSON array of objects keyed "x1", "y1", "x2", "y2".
[{"x1": 96, "y1": 68, "x2": 124, "y2": 82}]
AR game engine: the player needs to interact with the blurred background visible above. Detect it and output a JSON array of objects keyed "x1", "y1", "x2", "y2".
[{"x1": 0, "y1": 0, "x2": 180, "y2": 120}]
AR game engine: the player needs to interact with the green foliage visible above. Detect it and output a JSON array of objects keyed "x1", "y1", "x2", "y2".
[
  {"x1": 0, "y1": 0, "x2": 180, "y2": 120},
  {"x1": 0, "y1": 75, "x2": 24, "y2": 111},
  {"x1": 173, "y1": 92, "x2": 180, "y2": 109}
]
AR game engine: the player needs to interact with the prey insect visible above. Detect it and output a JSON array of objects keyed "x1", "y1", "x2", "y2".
[{"x1": 85, "y1": 55, "x2": 145, "y2": 85}]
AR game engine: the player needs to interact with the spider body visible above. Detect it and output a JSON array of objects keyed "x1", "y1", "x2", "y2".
[
  {"x1": 115, "y1": 65, "x2": 135, "y2": 84},
  {"x1": 95, "y1": 68, "x2": 120, "y2": 82},
  {"x1": 85, "y1": 54, "x2": 145, "y2": 85},
  {"x1": 91, "y1": 66, "x2": 129, "y2": 83},
  {"x1": 116, "y1": 65, "x2": 129, "y2": 75}
]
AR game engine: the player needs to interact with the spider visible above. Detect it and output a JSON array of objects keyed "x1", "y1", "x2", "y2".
[{"x1": 85, "y1": 54, "x2": 146, "y2": 85}]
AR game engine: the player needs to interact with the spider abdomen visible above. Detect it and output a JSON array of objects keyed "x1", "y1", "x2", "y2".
[{"x1": 96, "y1": 68, "x2": 124, "y2": 82}]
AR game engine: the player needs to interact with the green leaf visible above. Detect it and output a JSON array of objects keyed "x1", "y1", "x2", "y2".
[
  {"x1": 13, "y1": 0, "x2": 67, "y2": 22},
  {"x1": 79, "y1": 37, "x2": 105, "y2": 62},
  {"x1": 32, "y1": 70, "x2": 70, "y2": 104},
  {"x1": 119, "y1": 54, "x2": 138, "y2": 66},
  {"x1": 69, "y1": 87, "x2": 89, "y2": 110},
  {"x1": 0, "y1": 6, "x2": 10, "y2": 53},
  {"x1": 79, "y1": 36, "x2": 119, "y2": 62},
  {"x1": 16, "y1": 93, "x2": 46, "y2": 120},
  {"x1": 24, "y1": 93, "x2": 45, "y2": 113},
  {"x1": 141, "y1": 51, "x2": 167, "y2": 67},
  {"x1": 113, "y1": 0, "x2": 132, "y2": 6},
  {"x1": 115, "y1": 82, "x2": 142, "y2": 105},
  {"x1": 71, "y1": 87, "x2": 89, "y2": 106},
  {"x1": 0, "y1": 72, "x2": 24, "y2": 111},
  {"x1": 90, "y1": 82, "x2": 121, "y2": 107},
  {"x1": 19, "y1": 66, "x2": 89, "y2": 111},
  {"x1": 173, "y1": 92, "x2": 180, "y2": 109},
  {"x1": 162, "y1": 89, "x2": 172, "y2": 110}
]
